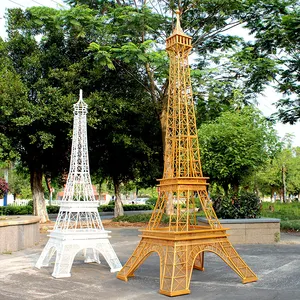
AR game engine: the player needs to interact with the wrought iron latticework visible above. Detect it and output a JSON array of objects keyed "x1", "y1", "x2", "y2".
[
  {"x1": 117, "y1": 11, "x2": 257, "y2": 296},
  {"x1": 62, "y1": 91, "x2": 95, "y2": 202},
  {"x1": 36, "y1": 90, "x2": 122, "y2": 278},
  {"x1": 53, "y1": 90, "x2": 103, "y2": 231}
]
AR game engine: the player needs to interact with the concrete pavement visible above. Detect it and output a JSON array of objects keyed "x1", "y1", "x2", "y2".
[{"x1": 0, "y1": 228, "x2": 300, "y2": 300}]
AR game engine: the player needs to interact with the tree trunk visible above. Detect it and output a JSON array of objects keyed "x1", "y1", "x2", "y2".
[
  {"x1": 232, "y1": 183, "x2": 239, "y2": 195},
  {"x1": 30, "y1": 168, "x2": 49, "y2": 223},
  {"x1": 113, "y1": 180, "x2": 124, "y2": 217},
  {"x1": 160, "y1": 93, "x2": 168, "y2": 153},
  {"x1": 45, "y1": 175, "x2": 53, "y2": 206},
  {"x1": 282, "y1": 165, "x2": 287, "y2": 203},
  {"x1": 222, "y1": 184, "x2": 229, "y2": 197},
  {"x1": 165, "y1": 191, "x2": 174, "y2": 215}
]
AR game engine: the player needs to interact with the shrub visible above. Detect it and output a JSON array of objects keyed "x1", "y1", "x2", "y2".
[
  {"x1": 123, "y1": 204, "x2": 153, "y2": 211},
  {"x1": 0, "y1": 203, "x2": 153, "y2": 215},
  {"x1": 212, "y1": 191, "x2": 261, "y2": 219},
  {"x1": 146, "y1": 197, "x2": 157, "y2": 206},
  {"x1": 0, "y1": 178, "x2": 9, "y2": 197},
  {"x1": 261, "y1": 202, "x2": 300, "y2": 220},
  {"x1": 280, "y1": 220, "x2": 300, "y2": 231},
  {"x1": 47, "y1": 205, "x2": 60, "y2": 214},
  {"x1": 113, "y1": 213, "x2": 169, "y2": 224},
  {"x1": 0, "y1": 205, "x2": 33, "y2": 215},
  {"x1": 99, "y1": 205, "x2": 115, "y2": 212},
  {"x1": 113, "y1": 214, "x2": 152, "y2": 223},
  {"x1": 98, "y1": 204, "x2": 153, "y2": 212}
]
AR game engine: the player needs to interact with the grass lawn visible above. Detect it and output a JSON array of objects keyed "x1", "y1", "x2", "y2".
[{"x1": 261, "y1": 201, "x2": 300, "y2": 231}]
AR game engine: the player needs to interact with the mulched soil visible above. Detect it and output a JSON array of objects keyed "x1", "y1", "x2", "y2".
[{"x1": 39, "y1": 220, "x2": 146, "y2": 233}]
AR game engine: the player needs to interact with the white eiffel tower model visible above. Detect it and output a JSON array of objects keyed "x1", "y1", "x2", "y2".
[{"x1": 36, "y1": 90, "x2": 122, "y2": 278}]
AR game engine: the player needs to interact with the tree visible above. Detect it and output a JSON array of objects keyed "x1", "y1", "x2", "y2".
[
  {"x1": 84, "y1": 0, "x2": 278, "y2": 144},
  {"x1": 238, "y1": 0, "x2": 300, "y2": 124},
  {"x1": 287, "y1": 147, "x2": 300, "y2": 199},
  {"x1": 2, "y1": 1, "x2": 298, "y2": 220},
  {"x1": 1, "y1": 5, "x2": 163, "y2": 218},
  {"x1": 255, "y1": 146, "x2": 300, "y2": 201},
  {"x1": 0, "y1": 178, "x2": 9, "y2": 198},
  {"x1": 87, "y1": 88, "x2": 162, "y2": 217},
  {"x1": 198, "y1": 106, "x2": 280, "y2": 194},
  {"x1": 1, "y1": 8, "x2": 76, "y2": 221},
  {"x1": 2, "y1": 165, "x2": 32, "y2": 200}
]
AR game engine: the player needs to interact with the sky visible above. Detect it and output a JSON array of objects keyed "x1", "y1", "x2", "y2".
[{"x1": 1, "y1": 0, "x2": 300, "y2": 147}]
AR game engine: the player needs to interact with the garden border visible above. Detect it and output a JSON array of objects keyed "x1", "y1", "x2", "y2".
[
  {"x1": 0, "y1": 215, "x2": 40, "y2": 253},
  {"x1": 198, "y1": 217, "x2": 281, "y2": 244}
]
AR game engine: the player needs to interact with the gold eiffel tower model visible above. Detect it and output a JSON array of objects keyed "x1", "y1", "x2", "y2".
[{"x1": 117, "y1": 10, "x2": 258, "y2": 297}]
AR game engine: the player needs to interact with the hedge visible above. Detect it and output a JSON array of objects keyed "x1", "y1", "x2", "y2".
[
  {"x1": 98, "y1": 204, "x2": 153, "y2": 212},
  {"x1": 0, "y1": 204, "x2": 153, "y2": 215},
  {"x1": 0, "y1": 205, "x2": 33, "y2": 215}
]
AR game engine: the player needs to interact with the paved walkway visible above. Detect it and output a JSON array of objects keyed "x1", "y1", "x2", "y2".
[{"x1": 0, "y1": 228, "x2": 299, "y2": 300}]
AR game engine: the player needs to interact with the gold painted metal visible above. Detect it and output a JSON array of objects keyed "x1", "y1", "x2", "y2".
[{"x1": 117, "y1": 10, "x2": 258, "y2": 296}]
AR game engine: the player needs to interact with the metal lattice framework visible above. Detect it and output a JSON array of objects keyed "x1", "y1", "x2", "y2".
[
  {"x1": 36, "y1": 90, "x2": 122, "y2": 278},
  {"x1": 117, "y1": 11, "x2": 257, "y2": 296}
]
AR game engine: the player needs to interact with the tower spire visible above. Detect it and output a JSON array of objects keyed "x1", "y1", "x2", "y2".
[
  {"x1": 36, "y1": 90, "x2": 122, "y2": 278},
  {"x1": 174, "y1": 9, "x2": 183, "y2": 34}
]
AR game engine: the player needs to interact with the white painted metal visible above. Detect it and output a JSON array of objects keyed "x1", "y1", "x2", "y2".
[{"x1": 36, "y1": 90, "x2": 122, "y2": 277}]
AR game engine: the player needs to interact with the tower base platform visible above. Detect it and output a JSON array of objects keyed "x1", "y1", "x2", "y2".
[
  {"x1": 36, "y1": 230, "x2": 122, "y2": 278},
  {"x1": 117, "y1": 226, "x2": 257, "y2": 297}
]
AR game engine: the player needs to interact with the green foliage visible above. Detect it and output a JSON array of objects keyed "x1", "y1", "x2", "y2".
[
  {"x1": 99, "y1": 204, "x2": 153, "y2": 212},
  {"x1": 0, "y1": 203, "x2": 153, "y2": 215},
  {"x1": 261, "y1": 202, "x2": 300, "y2": 221},
  {"x1": 112, "y1": 213, "x2": 152, "y2": 223},
  {"x1": 112, "y1": 213, "x2": 170, "y2": 224},
  {"x1": 46, "y1": 205, "x2": 60, "y2": 214},
  {"x1": 87, "y1": 90, "x2": 163, "y2": 193},
  {"x1": 199, "y1": 107, "x2": 280, "y2": 192},
  {"x1": 1, "y1": 1, "x2": 299, "y2": 218},
  {"x1": 213, "y1": 191, "x2": 262, "y2": 219},
  {"x1": 254, "y1": 146, "x2": 300, "y2": 197},
  {"x1": 145, "y1": 197, "x2": 157, "y2": 206},
  {"x1": 0, "y1": 205, "x2": 33, "y2": 215},
  {"x1": 280, "y1": 221, "x2": 300, "y2": 232},
  {"x1": 2, "y1": 167, "x2": 32, "y2": 199},
  {"x1": 99, "y1": 205, "x2": 115, "y2": 212},
  {"x1": 261, "y1": 202, "x2": 300, "y2": 231},
  {"x1": 240, "y1": 0, "x2": 300, "y2": 124},
  {"x1": 1, "y1": 5, "x2": 163, "y2": 220}
]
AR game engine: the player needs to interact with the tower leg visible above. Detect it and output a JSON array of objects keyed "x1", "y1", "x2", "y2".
[
  {"x1": 215, "y1": 240, "x2": 257, "y2": 283},
  {"x1": 117, "y1": 240, "x2": 151, "y2": 280},
  {"x1": 159, "y1": 245, "x2": 193, "y2": 296},
  {"x1": 201, "y1": 240, "x2": 257, "y2": 284},
  {"x1": 35, "y1": 239, "x2": 57, "y2": 268},
  {"x1": 96, "y1": 240, "x2": 122, "y2": 273},
  {"x1": 52, "y1": 244, "x2": 80, "y2": 278},
  {"x1": 193, "y1": 252, "x2": 204, "y2": 271},
  {"x1": 84, "y1": 248, "x2": 101, "y2": 264}
]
